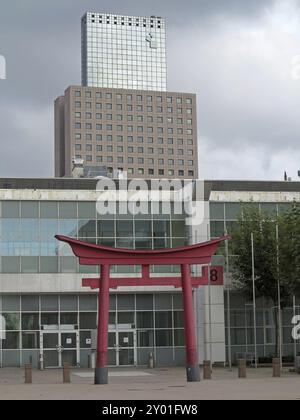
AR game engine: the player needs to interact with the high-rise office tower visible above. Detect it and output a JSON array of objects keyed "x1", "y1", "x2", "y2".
[
  {"x1": 81, "y1": 12, "x2": 167, "y2": 91},
  {"x1": 55, "y1": 12, "x2": 199, "y2": 179}
]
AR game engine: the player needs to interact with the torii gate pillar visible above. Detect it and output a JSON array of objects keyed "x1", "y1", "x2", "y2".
[{"x1": 181, "y1": 264, "x2": 200, "y2": 382}]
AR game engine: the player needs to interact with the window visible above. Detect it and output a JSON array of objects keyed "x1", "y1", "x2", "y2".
[
  {"x1": 137, "y1": 105, "x2": 143, "y2": 111},
  {"x1": 117, "y1": 104, "x2": 123, "y2": 110},
  {"x1": 75, "y1": 123, "x2": 81, "y2": 129},
  {"x1": 75, "y1": 133, "x2": 81, "y2": 140},
  {"x1": 147, "y1": 95, "x2": 153, "y2": 102},
  {"x1": 179, "y1": 170, "x2": 184, "y2": 176},
  {"x1": 127, "y1": 105, "x2": 133, "y2": 111},
  {"x1": 178, "y1": 160, "x2": 184, "y2": 166},
  {"x1": 138, "y1": 158, "x2": 144, "y2": 164},
  {"x1": 157, "y1": 96, "x2": 162, "y2": 102},
  {"x1": 137, "y1": 95, "x2": 143, "y2": 101},
  {"x1": 85, "y1": 102, "x2": 91, "y2": 109},
  {"x1": 138, "y1": 168, "x2": 144, "y2": 175},
  {"x1": 127, "y1": 94, "x2": 133, "y2": 101},
  {"x1": 75, "y1": 102, "x2": 81, "y2": 108},
  {"x1": 187, "y1": 139, "x2": 193, "y2": 145},
  {"x1": 127, "y1": 115, "x2": 133, "y2": 122},
  {"x1": 137, "y1": 116, "x2": 143, "y2": 122},
  {"x1": 168, "y1": 128, "x2": 173, "y2": 134},
  {"x1": 127, "y1": 136, "x2": 133, "y2": 142},
  {"x1": 167, "y1": 97, "x2": 173, "y2": 103},
  {"x1": 85, "y1": 123, "x2": 92, "y2": 130},
  {"x1": 147, "y1": 106, "x2": 153, "y2": 112},
  {"x1": 187, "y1": 129, "x2": 193, "y2": 135},
  {"x1": 128, "y1": 157, "x2": 134, "y2": 163},
  {"x1": 106, "y1": 93, "x2": 112, "y2": 99},
  {"x1": 128, "y1": 168, "x2": 134, "y2": 174},
  {"x1": 188, "y1": 160, "x2": 194, "y2": 166},
  {"x1": 148, "y1": 148, "x2": 154, "y2": 154},
  {"x1": 158, "y1": 159, "x2": 164, "y2": 165},
  {"x1": 137, "y1": 126, "x2": 143, "y2": 133},
  {"x1": 85, "y1": 91, "x2": 91, "y2": 98},
  {"x1": 117, "y1": 114, "x2": 123, "y2": 121},
  {"x1": 106, "y1": 114, "x2": 112, "y2": 120},
  {"x1": 177, "y1": 139, "x2": 183, "y2": 145},
  {"x1": 158, "y1": 169, "x2": 164, "y2": 175},
  {"x1": 137, "y1": 137, "x2": 144, "y2": 143},
  {"x1": 147, "y1": 127, "x2": 153, "y2": 133},
  {"x1": 128, "y1": 147, "x2": 134, "y2": 153},
  {"x1": 177, "y1": 108, "x2": 182, "y2": 114},
  {"x1": 168, "y1": 149, "x2": 174, "y2": 155},
  {"x1": 187, "y1": 108, "x2": 192, "y2": 114},
  {"x1": 106, "y1": 103, "x2": 112, "y2": 110},
  {"x1": 116, "y1": 94, "x2": 122, "y2": 100},
  {"x1": 187, "y1": 119, "x2": 193, "y2": 125},
  {"x1": 86, "y1": 155, "x2": 92, "y2": 162},
  {"x1": 138, "y1": 147, "x2": 144, "y2": 153},
  {"x1": 96, "y1": 156, "x2": 102, "y2": 162},
  {"x1": 75, "y1": 91, "x2": 81, "y2": 97},
  {"x1": 147, "y1": 116, "x2": 153, "y2": 122},
  {"x1": 178, "y1": 149, "x2": 184, "y2": 155},
  {"x1": 168, "y1": 159, "x2": 174, "y2": 165},
  {"x1": 167, "y1": 107, "x2": 173, "y2": 113},
  {"x1": 85, "y1": 133, "x2": 92, "y2": 141},
  {"x1": 75, "y1": 144, "x2": 81, "y2": 151},
  {"x1": 106, "y1": 135, "x2": 112, "y2": 141},
  {"x1": 117, "y1": 136, "x2": 123, "y2": 142},
  {"x1": 168, "y1": 169, "x2": 174, "y2": 176},
  {"x1": 107, "y1": 145, "x2": 113, "y2": 152},
  {"x1": 148, "y1": 158, "x2": 154, "y2": 164},
  {"x1": 177, "y1": 128, "x2": 183, "y2": 134},
  {"x1": 177, "y1": 118, "x2": 183, "y2": 124},
  {"x1": 148, "y1": 137, "x2": 153, "y2": 143},
  {"x1": 158, "y1": 148, "x2": 164, "y2": 154},
  {"x1": 157, "y1": 127, "x2": 163, "y2": 134},
  {"x1": 157, "y1": 107, "x2": 163, "y2": 113},
  {"x1": 96, "y1": 134, "x2": 102, "y2": 141},
  {"x1": 176, "y1": 98, "x2": 182, "y2": 104},
  {"x1": 106, "y1": 124, "x2": 112, "y2": 131},
  {"x1": 96, "y1": 114, "x2": 102, "y2": 120},
  {"x1": 96, "y1": 103, "x2": 102, "y2": 109},
  {"x1": 85, "y1": 144, "x2": 92, "y2": 151},
  {"x1": 96, "y1": 124, "x2": 102, "y2": 130},
  {"x1": 96, "y1": 145, "x2": 102, "y2": 152},
  {"x1": 186, "y1": 98, "x2": 192, "y2": 104},
  {"x1": 148, "y1": 169, "x2": 154, "y2": 175},
  {"x1": 188, "y1": 170, "x2": 194, "y2": 176},
  {"x1": 107, "y1": 156, "x2": 113, "y2": 163},
  {"x1": 75, "y1": 112, "x2": 81, "y2": 118},
  {"x1": 127, "y1": 126, "x2": 133, "y2": 132},
  {"x1": 117, "y1": 157, "x2": 123, "y2": 163}
]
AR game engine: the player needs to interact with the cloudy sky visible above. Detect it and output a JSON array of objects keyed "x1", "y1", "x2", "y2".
[{"x1": 0, "y1": 0, "x2": 300, "y2": 180}]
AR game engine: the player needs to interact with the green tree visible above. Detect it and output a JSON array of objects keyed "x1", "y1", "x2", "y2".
[{"x1": 229, "y1": 204, "x2": 298, "y2": 358}]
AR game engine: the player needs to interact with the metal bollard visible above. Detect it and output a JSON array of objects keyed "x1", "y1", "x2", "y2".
[
  {"x1": 148, "y1": 352, "x2": 155, "y2": 369},
  {"x1": 203, "y1": 360, "x2": 212, "y2": 380},
  {"x1": 25, "y1": 364, "x2": 32, "y2": 384},
  {"x1": 63, "y1": 362, "x2": 71, "y2": 383},
  {"x1": 238, "y1": 359, "x2": 247, "y2": 378},
  {"x1": 272, "y1": 358, "x2": 281, "y2": 377}
]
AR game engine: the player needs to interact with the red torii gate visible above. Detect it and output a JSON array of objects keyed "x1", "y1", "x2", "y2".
[{"x1": 56, "y1": 235, "x2": 228, "y2": 384}]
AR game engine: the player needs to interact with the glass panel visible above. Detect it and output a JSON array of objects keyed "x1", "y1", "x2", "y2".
[
  {"x1": 135, "y1": 221, "x2": 152, "y2": 237},
  {"x1": 79, "y1": 295, "x2": 97, "y2": 311},
  {"x1": 21, "y1": 257, "x2": 39, "y2": 273},
  {"x1": 80, "y1": 331, "x2": 91, "y2": 348},
  {"x1": 80, "y1": 313, "x2": 97, "y2": 329},
  {"x1": 41, "y1": 295, "x2": 59, "y2": 311},
  {"x1": 1, "y1": 257, "x2": 20, "y2": 273},
  {"x1": 155, "y1": 312, "x2": 172, "y2": 328},
  {"x1": 1, "y1": 202, "x2": 20, "y2": 218},
  {"x1": 60, "y1": 313, "x2": 78, "y2": 327},
  {"x1": 78, "y1": 202, "x2": 96, "y2": 219},
  {"x1": 119, "y1": 349, "x2": 134, "y2": 365},
  {"x1": 116, "y1": 220, "x2": 133, "y2": 237},
  {"x1": 171, "y1": 221, "x2": 185, "y2": 237},
  {"x1": 21, "y1": 202, "x2": 39, "y2": 218},
  {"x1": 60, "y1": 256, "x2": 77, "y2": 273},
  {"x1": 117, "y1": 312, "x2": 135, "y2": 326},
  {"x1": 22, "y1": 332, "x2": 39, "y2": 349},
  {"x1": 173, "y1": 311, "x2": 184, "y2": 328},
  {"x1": 22, "y1": 313, "x2": 39, "y2": 330},
  {"x1": 137, "y1": 312, "x2": 154, "y2": 328},
  {"x1": 43, "y1": 333, "x2": 59, "y2": 348},
  {"x1": 41, "y1": 314, "x2": 58, "y2": 327},
  {"x1": 136, "y1": 294, "x2": 153, "y2": 310},
  {"x1": 61, "y1": 351, "x2": 77, "y2": 366},
  {"x1": 117, "y1": 295, "x2": 135, "y2": 311},
  {"x1": 155, "y1": 294, "x2": 172, "y2": 310},
  {"x1": 210, "y1": 203, "x2": 224, "y2": 219},
  {"x1": 225, "y1": 203, "x2": 242, "y2": 220},
  {"x1": 59, "y1": 202, "x2": 77, "y2": 219},
  {"x1": 118, "y1": 332, "x2": 134, "y2": 347},
  {"x1": 61, "y1": 333, "x2": 77, "y2": 348},
  {"x1": 58, "y1": 220, "x2": 78, "y2": 237},
  {"x1": 44, "y1": 351, "x2": 59, "y2": 368},
  {"x1": 3, "y1": 313, "x2": 20, "y2": 330},
  {"x1": 78, "y1": 220, "x2": 96, "y2": 239},
  {"x1": 21, "y1": 295, "x2": 39, "y2": 312},
  {"x1": 174, "y1": 329, "x2": 185, "y2": 346},
  {"x1": 97, "y1": 220, "x2": 115, "y2": 237},
  {"x1": 155, "y1": 330, "x2": 173, "y2": 347},
  {"x1": 60, "y1": 295, "x2": 78, "y2": 311},
  {"x1": 153, "y1": 220, "x2": 170, "y2": 237},
  {"x1": 2, "y1": 332, "x2": 20, "y2": 349},
  {"x1": 2, "y1": 295, "x2": 20, "y2": 311},
  {"x1": 40, "y1": 257, "x2": 58, "y2": 273},
  {"x1": 40, "y1": 202, "x2": 58, "y2": 218},
  {"x1": 137, "y1": 330, "x2": 154, "y2": 347},
  {"x1": 108, "y1": 332, "x2": 116, "y2": 348}
]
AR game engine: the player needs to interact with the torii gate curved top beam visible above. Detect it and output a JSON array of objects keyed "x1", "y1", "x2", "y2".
[{"x1": 55, "y1": 235, "x2": 229, "y2": 266}]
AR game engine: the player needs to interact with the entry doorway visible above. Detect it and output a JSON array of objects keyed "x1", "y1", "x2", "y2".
[
  {"x1": 40, "y1": 331, "x2": 80, "y2": 368},
  {"x1": 108, "y1": 330, "x2": 137, "y2": 366}
]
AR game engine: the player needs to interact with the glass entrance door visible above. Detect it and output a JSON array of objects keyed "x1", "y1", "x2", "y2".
[
  {"x1": 40, "y1": 331, "x2": 79, "y2": 368},
  {"x1": 108, "y1": 330, "x2": 136, "y2": 366}
]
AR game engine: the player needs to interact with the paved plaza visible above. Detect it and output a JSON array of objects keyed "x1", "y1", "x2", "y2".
[{"x1": 0, "y1": 366, "x2": 300, "y2": 400}]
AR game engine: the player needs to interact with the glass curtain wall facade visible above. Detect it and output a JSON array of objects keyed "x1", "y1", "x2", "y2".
[
  {"x1": 82, "y1": 13, "x2": 167, "y2": 91},
  {"x1": 210, "y1": 201, "x2": 300, "y2": 363},
  {"x1": 0, "y1": 199, "x2": 187, "y2": 368}
]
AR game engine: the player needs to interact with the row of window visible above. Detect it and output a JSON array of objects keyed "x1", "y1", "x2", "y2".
[
  {"x1": 75, "y1": 112, "x2": 193, "y2": 121},
  {"x1": 75, "y1": 105, "x2": 192, "y2": 115},
  {"x1": 74, "y1": 133, "x2": 194, "y2": 145},
  {"x1": 75, "y1": 144, "x2": 194, "y2": 155},
  {"x1": 74, "y1": 90, "x2": 193, "y2": 104},
  {"x1": 74, "y1": 154, "x2": 194, "y2": 166},
  {"x1": 74, "y1": 122, "x2": 194, "y2": 135}
]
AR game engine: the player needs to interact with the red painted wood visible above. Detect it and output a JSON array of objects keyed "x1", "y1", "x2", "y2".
[
  {"x1": 82, "y1": 266, "x2": 224, "y2": 289},
  {"x1": 96, "y1": 265, "x2": 110, "y2": 369},
  {"x1": 181, "y1": 264, "x2": 198, "y2": 366},
  {"x1": 55, "y1": 235, "x2": 229, "y2": 266}
]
